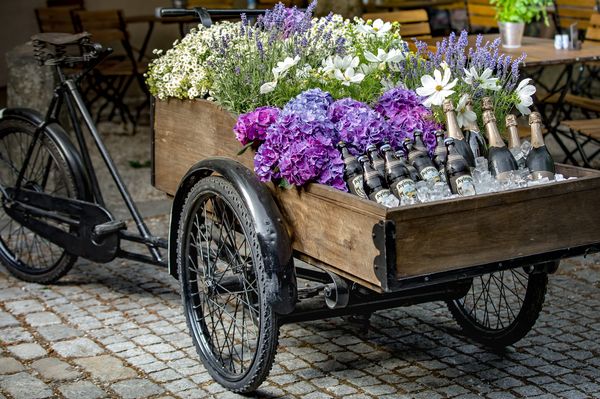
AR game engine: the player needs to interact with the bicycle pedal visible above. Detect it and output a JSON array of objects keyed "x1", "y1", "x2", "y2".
[{"x1": 93, "y1": 220, "x2": 126, "y2": 237}]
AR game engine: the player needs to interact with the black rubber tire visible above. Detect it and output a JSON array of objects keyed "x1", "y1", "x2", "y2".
[
  {"x1": 446, "y1": 268, "x2": 548, "y2": 348},
  {"x1": 0, "y1": 119, "x2": 79, "y2": 283},
  {"x1": 176, "y1": 175, "x2": 279, "y2": 393}
]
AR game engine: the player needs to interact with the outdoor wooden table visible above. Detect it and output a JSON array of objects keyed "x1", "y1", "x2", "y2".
[
  {"x1": 424, "y1": 35, "x2": 600, "y2": 162},
  {"x1": 367, "y1": 0, "x2": 459, "y2": 10},
  {"x1": 125, "y1": 14, "x2": 199, "y2": 61}
]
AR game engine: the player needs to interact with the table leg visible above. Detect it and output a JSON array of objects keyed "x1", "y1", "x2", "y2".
[
  {"x1": 138, "y1": 21, "x2": 155, "y2": 62},
  {"x1": 529, "y1": 64, "x2": 579, "y2": 165}
]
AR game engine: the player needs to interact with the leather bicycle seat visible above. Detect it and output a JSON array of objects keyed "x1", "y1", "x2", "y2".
[{"x1": 31, "y1": 32, "x2": 91, "y2": 46}]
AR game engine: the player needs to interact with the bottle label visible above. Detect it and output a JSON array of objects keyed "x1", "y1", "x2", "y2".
[
  {"x1": 454, "y1": 175, "x2": 476, "y2": 196},
  {"x1": 420, "y1": 166, "x2": 440, "y2": 183},
  {"x1": 349, "y1": 175, "x2": 367, "y2": 198},
  {"x1": 393, "y1": 178, "x2": 418, "y2": 200},
  {"x1": 372, "y1": 189, "x2": 394, "y2": 205}
]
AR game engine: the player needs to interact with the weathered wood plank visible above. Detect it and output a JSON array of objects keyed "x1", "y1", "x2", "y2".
[
  {"x1": 154, "y1": 98, "x2": 388, "y2": 290},
  {"x1": 388, "y1": 168, "x2": 600, "y2": 278}
]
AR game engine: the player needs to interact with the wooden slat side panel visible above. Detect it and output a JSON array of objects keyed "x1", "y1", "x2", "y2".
[
  {"x1": 467, "y1": 4, "x2": 496, "y2": 16},
  {"x1": 276, "y1": 188, "x2": 385, "y2": 290},
  {"x1": 154, "y1": 99, "x2": 388, "y2": 290},
  {"x1": 154, "y1": 99, "x2": 250, "y2": 195},
  {"x1": 363, "y1": 9, "x2": 429, "y2": 23},
  {"x1": 390, "y1": 175, "x2": 600, "y2": 278}
]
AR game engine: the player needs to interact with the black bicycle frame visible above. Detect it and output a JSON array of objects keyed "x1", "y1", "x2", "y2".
[{"x1": 14, "y1": 63, "x2": 166, "y2": 267}]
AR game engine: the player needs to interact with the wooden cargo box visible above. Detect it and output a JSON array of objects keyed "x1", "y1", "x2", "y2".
[{"x1": 152, "y1": 99, "x2": 600, "y2": 292}]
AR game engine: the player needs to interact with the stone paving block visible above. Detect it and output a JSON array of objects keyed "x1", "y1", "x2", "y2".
[
  {"x1": 24, "y1": 312, "x2": 61, "y2": 327},
  {"x1": 0, "y1": 287, "x2": 29, "y2": 301},
  {"x1": 74, "y1": 355, "x2": 137, "y2": 382},
  {"x1": 31, "y1": 358, "x2": 80, "y2": 380},
  {"x1": 4, "y1": 300, "x2": 44, "y2": 315},
  {"x1": 0, "y1": 311, "x2": 19, "y2": 328},
  {"x1": 51, "y1": 337, "x2": 103, "y2": 357},
  {"x1": 149, "y1": 368, "x2": 183, "y2": 382},
  {"x1": 0, "y1": 372, "x2": 53, "y2": 399},
  {"x1": 7, "y1": 343, "x2": 47, "y2": 360},
  {"x1": 35, "y1": 324, "x2": 82, "y2": 341},
  {"x1": 0, "y1": 327, "x2": 33, "y2": 344},
  {"x1": 111, "y1": 378, "x2": 164, "y2": 399},
  {"x1": 59, "y1": 381, "x2": 106, "y2": 399},
  {"x1": 163, "y1": 377, "x2": 196, "y2": 393},
  {"x1": 0, "y1": 358, "x2": 24, "y2": 374}
]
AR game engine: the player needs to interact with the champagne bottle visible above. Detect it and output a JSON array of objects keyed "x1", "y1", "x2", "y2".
[
  {"x1": 506, "y1": 114, "x2": 526, "y2": 169},
  {"x1": 394, "y1": 149, "x2": 422, "y2": 182},
  {"x1": 337, "y1": 142, "x2": 368, "y2": 199},
  {"x1": 526, "y1": 112, "x2": 555, "y2": 180},
  {"x1": 443, "y1": 99, "x2": 476, "y2": 168},
  {"x1": 366, "y1": 144, "x2": 385, "y2": 178},
  {"x1": 358, "y1": 155, "x2": 399, "y2": 206},
  {"x1": 405, "y1": 133, "x2": 441, "y2": 183},
  {"x1": 432, "y1": 131, "x2": 448, "y2": 183},
  {"x1": 463, "y1": 95, "x2": 488, "y2": 158},
  {"x1": 444, "y1": 138, "x2": 476, "y2": 196},
  {"x1": 482, "y1": 97, "x2": 518, "y2": 180},
  {"x1": 381, "y1": 144, "x2": 419, "y2": 202}
]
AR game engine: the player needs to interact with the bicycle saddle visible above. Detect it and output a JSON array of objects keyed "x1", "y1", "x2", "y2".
[{"x1": 31, "y1": 32, "x2": 91, "y2": 46}]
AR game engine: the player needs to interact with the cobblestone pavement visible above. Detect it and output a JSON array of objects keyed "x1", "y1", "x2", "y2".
[
  {"x1": 1, "y1": 129, "x2": 599, "y2": 398},
  {"x1": 0, "y1": 211, "x2": 598, "y2": 399}
]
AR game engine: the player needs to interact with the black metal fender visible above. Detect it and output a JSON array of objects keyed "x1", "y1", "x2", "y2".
[
  {"x1": 0, "y1": 107, "x2": 92, "y2": 201},
  {"x1": 168, "y1": 157, "x2": 297, "y2": 315}
]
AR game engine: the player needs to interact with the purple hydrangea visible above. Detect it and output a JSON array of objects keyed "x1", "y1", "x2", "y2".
[
  {"x1": 252, "y1": 89, "x2": 346, "y2": 191},
  {"x1": 278, "y1": 135, "x2": 346, "y2": 191},
  {"x1": 234, "y1": 106, "x2": 280, "y2": 145},
  {"x1": 283, "y1": 88, "x2": 333, "y2": 116},
  {"x1": 329, "y1": 98, "x2": 389, "y2": 156},
  {"x1": 375, "y1": 88, "x2": 441, "y2": 152},
  {"x1": 374, "y1": 87, "x2": 423, "y2": 119}
]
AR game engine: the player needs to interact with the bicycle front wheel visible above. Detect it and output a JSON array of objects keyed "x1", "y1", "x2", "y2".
[{"x1": 0, "y1": 119, "x2": 81, "y2": 283}]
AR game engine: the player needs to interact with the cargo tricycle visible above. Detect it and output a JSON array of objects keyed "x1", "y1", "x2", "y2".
[{"x1": 0, "y1": 8, "x2": 599, "y2": 394}]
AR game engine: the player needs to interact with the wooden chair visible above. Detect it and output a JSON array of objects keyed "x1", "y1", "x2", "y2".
[
  {"x1": 465, "y1": 0, "x2": 497, "y2": 31},
  {"x1": 35, "y1": 6, "x2": 79, "y2": 33},
  {"x1": 73, "y1": 9, "x2": 148, "y2": 127},
  {"x1": 362, "y1": 9, "x2": 432, "y2": 39},
  {"x1": 554, "y1": 0, "x2": 598, "y2": 33}
]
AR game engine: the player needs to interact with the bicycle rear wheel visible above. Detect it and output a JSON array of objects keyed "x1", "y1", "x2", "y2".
[
  {"x1": 0, "y1": 119, "x2": 80, "y2": 283},
  {"x1": 446, "y1": 268, "x2": 548, "y2": 348}
]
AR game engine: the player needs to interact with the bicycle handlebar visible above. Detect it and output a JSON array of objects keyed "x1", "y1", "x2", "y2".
[{"x1": 159, "y1": 7, "x2": 268, "y2": 28}]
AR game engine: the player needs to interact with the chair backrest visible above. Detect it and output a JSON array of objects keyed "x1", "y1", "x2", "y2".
[
  {"x1": 47, "y1": 0, "x2": 84, "y2": 7},
  {"x1": 186, "y1": 0, "x2": 234, "y2": 7},
  {"x1": 362, "y1": 9, "x2": 432, "y2": 39},
  {"x1": 73, "y1": 9, "x2": 128, "y2": 45},
  {"x1": 585, "y1": 11, "x2": 600, "y2": 41},
  {"x1": 465, "y1": 0, "x2": 497, "y2": 30},
  {"x1": 35, "y1": 6, "x2": 79, "y2": 33},
  {"x1": 555, "y1": 0, "x2": 599, "y2": 31}
]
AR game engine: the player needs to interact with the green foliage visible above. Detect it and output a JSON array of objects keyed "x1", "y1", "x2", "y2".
[{"x1": 491, "y1": 0, "x2": 552, "y2": 24}]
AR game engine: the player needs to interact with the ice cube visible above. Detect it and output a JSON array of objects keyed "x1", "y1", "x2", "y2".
[
  {"x1": 475, "y1": 156, "x2": 488, "y2": 173},
  {"x1": 381, "y1": 193, "x2": 400, "y2": 208},
  {"x1": 520, "y1": 140, "x2": 532, "y2": 157},
  {"x1": 555, "y1": 173, "x2": 565, "y2": 181}
]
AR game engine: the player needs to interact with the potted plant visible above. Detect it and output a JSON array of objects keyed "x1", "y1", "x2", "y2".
[{"x1": 491, "y1": 0, "x2": 551, "y2": 48}]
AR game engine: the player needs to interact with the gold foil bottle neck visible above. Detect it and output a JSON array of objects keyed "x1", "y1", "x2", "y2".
[
  {"x1": 482, "y1": 110, "x2": 496, "y2": 125},
  {"x1": 505, "y1": 114, "x2": 517, "y2": 127},
  {"x1": 529, "y1": 111, "x2": 543, "y2": 125},
  {"x1": 482, "y1": 97, "x2": 494, "y2": 111},
  {"x1": 442, "y1": 99, "x2": 454, "y2": 113}
]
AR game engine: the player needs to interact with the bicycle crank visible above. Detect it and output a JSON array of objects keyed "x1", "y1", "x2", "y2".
[{"x1": 3, "y1": 188, "x2": 119, "y2": 263}]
